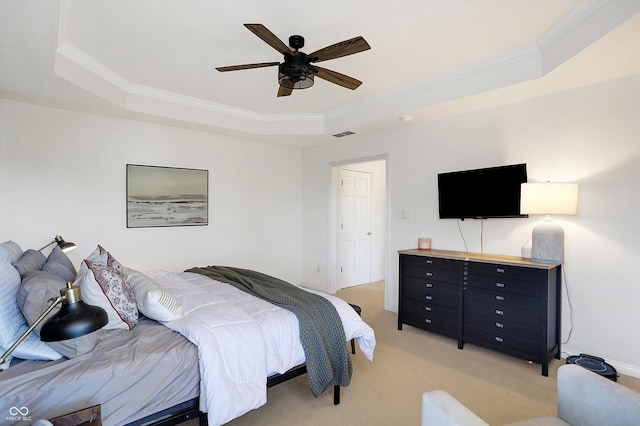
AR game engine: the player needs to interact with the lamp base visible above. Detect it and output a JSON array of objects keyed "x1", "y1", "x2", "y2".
[{"x1": 531, "y1": 217, "x2": 564, "y2": 263}]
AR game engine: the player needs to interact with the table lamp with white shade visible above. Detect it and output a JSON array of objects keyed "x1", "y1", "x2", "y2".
[{"x1": 520, "y1": 182, "x2": 578, "y2": 263}]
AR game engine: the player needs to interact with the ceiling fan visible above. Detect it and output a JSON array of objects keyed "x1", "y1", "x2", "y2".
[{"x1": 216, "y1": 24, "x2": 371, "y2": 97}]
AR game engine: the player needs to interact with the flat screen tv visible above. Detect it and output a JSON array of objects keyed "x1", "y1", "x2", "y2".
[{"x1": 438, "y1": 163, "x2": 527, "y2": 219}]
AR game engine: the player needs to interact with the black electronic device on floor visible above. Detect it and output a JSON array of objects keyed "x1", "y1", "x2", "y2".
[{"x1": 566, "y1": 353, "x2": 617, "y2": 381}]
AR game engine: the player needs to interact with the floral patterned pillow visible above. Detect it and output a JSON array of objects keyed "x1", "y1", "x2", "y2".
[{"x1": 75, "y1": 249, "x2": 137, "y2": 330}]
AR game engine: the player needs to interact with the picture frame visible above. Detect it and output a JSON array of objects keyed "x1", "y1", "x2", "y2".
[{"x1": 126, "y1": 164, "x2": 208, "y2": 228}]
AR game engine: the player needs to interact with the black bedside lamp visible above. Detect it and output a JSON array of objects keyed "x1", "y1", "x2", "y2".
[
  {"x1": 38, "y1": 235, "x2": 77, "y2": 253},
  {"x1": 0, "y1": 284, "x2": 108, "y2": 369}
]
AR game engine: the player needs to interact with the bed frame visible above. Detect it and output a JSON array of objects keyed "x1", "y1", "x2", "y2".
[
  {"x1": 266, "y1": 364, "x2": 341, "y2": 405},
  {"x1": 129, "y1": 365, "x2": 341, "y2": 426},
  {"x1": 125, "y1": 398, "x2": 203, "y2": 426},
  {"x1": 131, "y1": 304, "x2": 364, "y2": 424}
]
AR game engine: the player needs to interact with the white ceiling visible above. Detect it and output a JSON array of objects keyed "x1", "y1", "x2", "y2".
[{"x1": 1, "y1": 0, "x2": 639, "y2": 147}]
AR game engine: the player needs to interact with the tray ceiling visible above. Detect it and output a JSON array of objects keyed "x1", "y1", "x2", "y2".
[{"x1": 1, "y1": 0, "x2": 639, "y2": 146}]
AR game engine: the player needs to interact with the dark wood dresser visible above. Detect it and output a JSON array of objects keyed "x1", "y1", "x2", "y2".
[{"x1": 398, "y1": 248, "x2": 561, "y2": 376}]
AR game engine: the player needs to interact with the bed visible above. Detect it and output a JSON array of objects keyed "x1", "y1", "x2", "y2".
[{"x1": 0, "y1": 241, "x2": 376, "y2": 426}]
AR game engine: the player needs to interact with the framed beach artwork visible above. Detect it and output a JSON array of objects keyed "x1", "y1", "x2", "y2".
[{"x1": 126, "y1": 164, "x2": 208, "y2": 228}]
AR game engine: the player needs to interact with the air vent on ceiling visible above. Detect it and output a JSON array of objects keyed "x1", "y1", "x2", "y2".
[{"x1": 332, "y1": 131, "x2": 355, "y2": 138}]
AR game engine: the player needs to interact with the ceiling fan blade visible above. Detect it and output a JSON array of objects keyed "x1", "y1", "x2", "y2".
[
  {"x1": 314, "y1": 66, "x2": 362, "y2": 90},
  {"x1": 216, "y1": 62, "x2": 279, "y2": 72},
  {"x1": 277, "y1": 85, "x2": 293, "y2": 97},
  {"x1": 244, "y1": 24, "x2": 292, "y2": 55},
  {"x1": 308, "y1": 36, "x2": 371, "y2": 63}
]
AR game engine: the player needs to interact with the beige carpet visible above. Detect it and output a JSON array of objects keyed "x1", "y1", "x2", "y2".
[{"x1": 183, "y1": 280, "x2": 639, "y2": 425}]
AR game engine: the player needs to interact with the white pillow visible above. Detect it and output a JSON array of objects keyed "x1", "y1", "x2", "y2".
[
  {"x1": 84, "y1": 245, "x2": 106, "y2": 264},
  {"x1": 75, "y1": 253, "x2": 138, "y2": 330},
  {"x1": 125, "y1": 268, "x2": 183, "y2": 322},
  {"x1": 0, "y1": 260, "x2": 62, "y2": 366}
]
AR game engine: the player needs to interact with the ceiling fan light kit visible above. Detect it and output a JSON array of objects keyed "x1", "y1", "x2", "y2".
[
  {"x1": 278, "y1": 69, "x2": 314, "y2": 89},
  {"x1": 278, "y1": 39, "x2": 315, "y2": 90},
  {"x1": 216, "y1": 24, "x2": 370, "y2": 97}
]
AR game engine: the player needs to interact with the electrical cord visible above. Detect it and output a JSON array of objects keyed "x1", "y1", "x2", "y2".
[
  {"x1": 456, "y1": 218, "x2": 485, "y2": 253},
  {"x1": 562, "y1": 265, "x2": 574, "y2": 345},
  {"x1": 457, "y1": 219, "x2": 469, "y2": 252}
]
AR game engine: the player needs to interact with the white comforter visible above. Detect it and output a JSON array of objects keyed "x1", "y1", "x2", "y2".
[{"x1": 149, "y1": 271, "x2": 376, "y2": 426}]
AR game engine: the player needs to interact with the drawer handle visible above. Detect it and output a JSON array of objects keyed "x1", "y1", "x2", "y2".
[
  {"x1": 495, "y1": 322, "x2": 504, "y2": 328},
  {"x1": 425, "y1": 283, "x2": 433, "y2": 288},
  {"x1": 426, "y1": 260, "x2": 433, "y2": 264},
  {"x1": 496, "y1": 295, "x2": 505, "y2": 301},
  {"x1": 425, "y1": 306, "x2": 432, "y2": 312},
  {"x1": 425, "y1": 295, "x2": 433, "y2": 300},
  {"x1": 495, "y1": 309, "x2": 504, "y2": 315},
  {"x1": 496, "y1": 282, "x2": 505, "y2": 288},
  {"x1": 426, "y1": 272, "x2": 433, "y2": 277},
  {"x1": 425, "y1": 319, "x2": 432, "y2": 324},
  {"x1": 496, "y1": 268, "x2": 505, "y2": 274},
  {"x1": 495, "y1": 336, "x2": 504, "y2": 343}
]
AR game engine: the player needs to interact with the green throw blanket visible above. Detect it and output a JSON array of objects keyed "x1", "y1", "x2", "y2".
[{"x1": 185, "y1": 265, "x2": 352, "y2": 397}]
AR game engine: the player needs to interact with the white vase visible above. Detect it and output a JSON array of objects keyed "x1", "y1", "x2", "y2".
[{"x1": 521, "y1": 240, "x2": 532, "y2": 259}]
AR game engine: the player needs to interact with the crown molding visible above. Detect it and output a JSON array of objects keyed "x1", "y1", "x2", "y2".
[
  {"x1": 538, "y1": 0, "x2": 640, "y2": 74},
  {"x1": 323, "y1": 43, "x2": 542, "y2": 134},
  {"x1": 53, "y1": 0, "x2": 639, "y2": 137}
]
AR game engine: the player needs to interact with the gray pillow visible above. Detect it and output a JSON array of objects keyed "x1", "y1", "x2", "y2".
[
  {"x1": 0, "y1": 240, "x2": 22, "y2": 264},
  {"x1": 13, "y1": 249, "x2": 46, "y2": 277},
  {"x1": 42, "y1": 246, "x2": 77, "y2": 282},
  {"x1": 17, "y1": 270, "x2": 100, "y2": 358},
  {"x1": 0, "y1": 261, "x2": 62, "y2": 364}
]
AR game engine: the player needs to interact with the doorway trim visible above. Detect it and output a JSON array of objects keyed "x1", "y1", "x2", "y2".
[{"x1": 329, "y1": 155, "x2": 390, "y2": 306}]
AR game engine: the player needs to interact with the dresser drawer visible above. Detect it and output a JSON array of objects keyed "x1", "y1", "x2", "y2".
[
  {"x1": 464, "y1": 312, "x2": 541, "y2": 342},
  {"x1": 463, "y1": 325, "x2": 540, "y2": 360},
  {"x1": 402, "y1": 298, "x2": 458, "y2": 321},
  {"x1": 402, "y1": 277, "x2": 458, "y2": 308},
  {"x1": 402, "y1": 255, "x2": 461, "y2": 282},
  {"x1": 463, "y1": 286, "x2": 543, "y2": 313},
  {"x1": 402, "y1": 310, "x2": 458, "y2": 336},
  {"x1": 465, "y1": 273, "x2": 546, "y2": 297},
  {"x1": 464, "y1": 297, "x2": 543, "y2": 326},
  {"x1": 465, "y1": 262, "x2": 546, "y2": 283}
]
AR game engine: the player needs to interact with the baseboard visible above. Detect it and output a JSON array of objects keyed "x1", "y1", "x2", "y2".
[{"x1": 561, "y1": 347, "x2": 640, "y2": 379}]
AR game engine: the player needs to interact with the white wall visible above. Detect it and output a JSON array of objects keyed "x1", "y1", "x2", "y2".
[
  {"x1": 2, "y1": 74, "x2": 639, "y2": 377},
  {"x1": 300, "y1": 74, "x2": 640, "y2": 377},
  {"x1": 0, "y1": 99, "x2": 303, "y2": 283}
]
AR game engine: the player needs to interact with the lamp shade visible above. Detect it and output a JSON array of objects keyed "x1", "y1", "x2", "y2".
[
  {"x1": 54, "y1": 235, "x2": 77, "y2": 253},
  {"x1": 40, "y1": 284, "x2": 108, "y2": 342},
  {"x1": 278, "y1": 69, "x2": 314, "y2": 89},
  {"x1": 38, "y1": 235, "x2": 76, "y2": 253},
  {"x1": 1, "y1": 283, "x2": 108, "y2": 369},
  {"x1": 520, "y1": 183, "x2": 578, "y2": 215}
]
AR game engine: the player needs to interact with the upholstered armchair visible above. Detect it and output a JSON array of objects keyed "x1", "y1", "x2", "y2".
[{"x1": 421, "y1": 364, "x2": 640, "y2": 426}]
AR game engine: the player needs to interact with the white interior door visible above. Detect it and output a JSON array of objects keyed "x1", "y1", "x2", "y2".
[{"x1": 338, "y1": 168, "x2": 372, "y2": 288}]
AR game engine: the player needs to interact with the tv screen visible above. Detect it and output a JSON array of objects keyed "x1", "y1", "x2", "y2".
[{"x1": 438, "y1": 163, "x2": 527, "y2": 219}]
